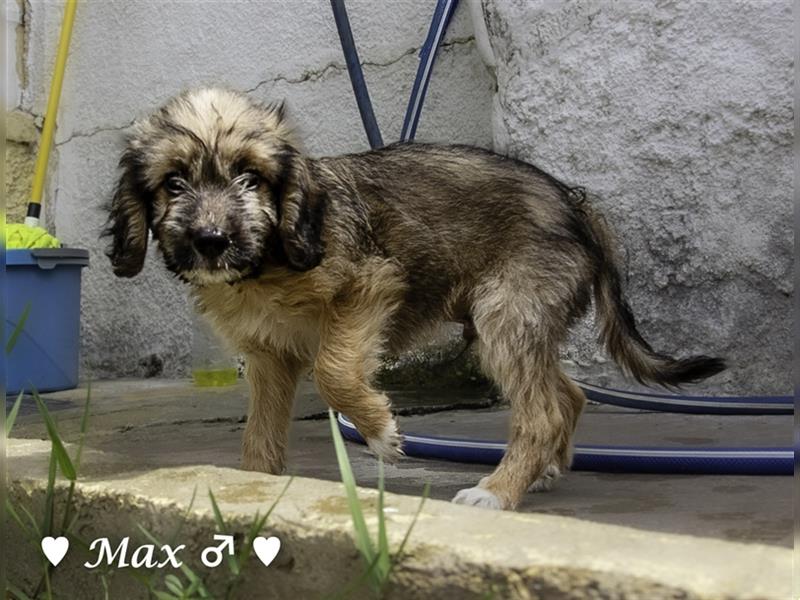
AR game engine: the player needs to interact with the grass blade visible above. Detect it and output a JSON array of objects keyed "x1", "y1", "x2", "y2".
[
  {"x1": 176, "y1": 563, "x2": 211, "y2": 599},
  {"x1": 185, "y1": 575, "x2": 201, "y2": 596},
  {"x1": 376, "y1": 459, "x2": 390, "y2": 584},
  {"x1": 168, "y1": 486, "x2": 198, "y2": 548},
  {"x1": 61, "y1": 383, "x2": 92, "y2": 532},
  {"x1": 6, "y1": 302, "x2": 31, "y2": 354},
  {"x1": 5, "y1": 498, "x2": 39, "y2": 540},
  {"x1": 262, "y1": 475, "x2": 292, "y2": 522},
  {"x1": 6, "y1": 391, "x2": 24, "y2": 435},
  {"x1": 42, "y1": 447, "x2": 57, "y2": 538},
  {"x1": 138, "y1": 525, "x2": 212, "y2": 599},
  {"x1": 238, "y1": 476, "x2": 292, "y2": 570},
  {"x1": 208, "y1": 488, "x2": 239, "y2": 576},
  {"x1": 163, "y1": 574, "x2": 184, "y2": 595},
  {"x1": 32, "y1": 388, "x2": 76, "y2": 481},
  {"x1": 100, "y1": 574, "x2": 110, "y2": 600},
  {"x1": 328, "y1": 410, "x2": 375, "y2": 567},
  {"x1": 237, "y1": 509, "x2": 262, "y2": 569},
  {"x1": 64, "y1": 530, "x2": 93, "y2": 556},
  {"x1": 323, "y1": 552, "x2": 383, "y2": 600},
  {"x1": 6, "y1": 582, "x2": 35, "y2": 600},
  {"x1": 75, "y1": 381, "x2": 92, "y2": 468},
  {"x1": 43, "y1": 567, "x2": 53, "y2": 600},
  {"x1": 389, "y1": 482, "x2": 430, "y2": 576},
  {"x1": 207, "y1": 487, "x2": 227, "y2": 530},
  {"x1": 128, "y1": 569, "x2": 159, "y2": 594},
  {"x1": 19, "y1": 502, "x2": 43, "y2": 538}
]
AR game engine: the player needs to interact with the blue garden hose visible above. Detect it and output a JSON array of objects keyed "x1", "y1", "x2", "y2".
[
  {"x1": 330, "y1": 0, "x2": 384, "y2": 149},
  {"x1": 575, "y1": 380, "x2": 792, "y2": 415},
  {"x1": 331, "y1": 3, "x2": 792, "y2": 475},
  {"x1": 338, "y1": 414, "x2": 792, "y2": 476},
  {"x1": 331, "y1": 0, "x2": 458, "y2": 146},
  {"x1": 400, "y1": 0, "x2": 459, "y2": 142}
]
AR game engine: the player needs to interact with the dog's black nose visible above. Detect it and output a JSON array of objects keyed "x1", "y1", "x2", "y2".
[{"x1": 192, "y1": 227, "x2": 230, "y2": 259}]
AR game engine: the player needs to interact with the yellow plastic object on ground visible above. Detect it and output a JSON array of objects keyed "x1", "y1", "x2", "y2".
[
  {"x1": 193, "y1": 368, "x2": 238, "y2": 387},
  {"x1": 6, "y1": 224, "x2": 61, "y2": 249}
]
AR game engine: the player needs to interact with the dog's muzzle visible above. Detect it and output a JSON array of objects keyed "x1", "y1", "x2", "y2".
[{"x1": 192, "y1": 227, "x2": 231, "y2": 260}]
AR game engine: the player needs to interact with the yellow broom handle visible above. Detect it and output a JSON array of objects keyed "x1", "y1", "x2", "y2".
[{"x1": 30, "y1": 0, "x2": 78, "y2": 206}]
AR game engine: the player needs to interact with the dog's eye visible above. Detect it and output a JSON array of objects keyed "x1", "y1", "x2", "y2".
[
  {"x1": 163, "y1": 175, "x2": 185, "y2": 195},
  {"x1": 236, "y1": 171, "x2": 261, "y2": 190}
]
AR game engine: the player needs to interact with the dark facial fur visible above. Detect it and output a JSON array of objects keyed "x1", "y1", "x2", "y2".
[{"x1": 104, "y1": 88, "x2": 322, "y2": 283}]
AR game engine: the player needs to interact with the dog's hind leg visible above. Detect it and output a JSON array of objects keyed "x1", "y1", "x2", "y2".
[
  {"x1": 528, "y1": 372, "x2": 586, "y2": 492},
  {"x1": 452, "y1": 278, "x2": 575, "y2": 510},
  {"x1": 314, "y1": 266, "x2": 406, "y2": 462}
]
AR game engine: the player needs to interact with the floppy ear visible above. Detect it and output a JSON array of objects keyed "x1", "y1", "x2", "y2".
[
  {"x1": 277, "y1": 150, "x2": 326, "y2": 271},
  {"x1": 104, "y1": 149, "x2": 151, "y2": 278}
]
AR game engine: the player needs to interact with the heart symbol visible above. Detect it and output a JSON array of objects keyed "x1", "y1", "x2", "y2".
[
  {"x1": 41, "y1": 536, "x2": 69, "y2": 566},
  {"x1": 252, "y1": 536, "x2": 280, "y2": 567}
]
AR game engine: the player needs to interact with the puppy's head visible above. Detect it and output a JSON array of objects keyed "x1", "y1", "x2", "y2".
[{"x1": 104, "y1": 87, "x2": 324, "y2": 284}]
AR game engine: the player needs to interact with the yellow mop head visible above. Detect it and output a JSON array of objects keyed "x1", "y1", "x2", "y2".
[{"x1": 6, "y1": 223, "x2": 61, "y2": 249}]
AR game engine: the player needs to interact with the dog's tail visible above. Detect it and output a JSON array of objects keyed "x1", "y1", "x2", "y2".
[{"x1": 585, "y1": 206, "x2": 725, "y2": 387}]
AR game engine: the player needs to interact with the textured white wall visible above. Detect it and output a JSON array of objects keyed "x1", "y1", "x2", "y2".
[
  {"x1": 22, "y1": 0, "x2": 495, "y2": 378},
  {"x1": 483, "y1": 0, "x2": 793, "y2": 394},
  {"x1": 5, "y1": 0, "x2": 23, "y2": 108}
]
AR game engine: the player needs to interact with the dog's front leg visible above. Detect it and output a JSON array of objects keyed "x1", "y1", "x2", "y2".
[
  {"x1": 241, "y1": 347, "x2": 304, "y2": 474},
  {"x1": 314, "y1": 299, "x2": 403, "y2": 462}
]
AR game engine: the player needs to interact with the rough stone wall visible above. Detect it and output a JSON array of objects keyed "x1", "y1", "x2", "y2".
[
  {"x1": 6, "y1": 0, "x2": 36, "y2": 223},
  {"x1": 483, "y1": 0, "x2": 793, "y2": 394},
  {"x1": 6, "y1": 113, "x2": 37, "y2": 224},
  {"x1": 19, "y1": 0, "x2": 494, "y2": 378}
]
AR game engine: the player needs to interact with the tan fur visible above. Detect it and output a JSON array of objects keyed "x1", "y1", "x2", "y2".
[
  {"x1": 106, "y1": 88, "x2": 723, "y2": 510},
  {"x1": 194, "y1": 256, "x2": 407, "y2": 465}
]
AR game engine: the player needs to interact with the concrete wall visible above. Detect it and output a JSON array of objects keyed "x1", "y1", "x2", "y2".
[
  {"x1": 6, "y1": 0, "x2": 36, "y2": 224},
  {"x1": 19, "y1": 0, "x2": 494, "y2": 378},
  {"x1": 482, "y1": 0, "x2": 793, "y2": 394},
  {"x1": 6, "y1": 112, "x2": 37, "y2": 224}
]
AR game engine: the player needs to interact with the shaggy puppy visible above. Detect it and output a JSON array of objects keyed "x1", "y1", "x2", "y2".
[{"x1": 105, "y1": 88, "x2": 724, "y2": 510}]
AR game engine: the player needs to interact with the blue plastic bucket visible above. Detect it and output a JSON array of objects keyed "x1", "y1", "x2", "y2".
[{"x1": 6, "y1": 248, "x2": 89, "y2": 395}]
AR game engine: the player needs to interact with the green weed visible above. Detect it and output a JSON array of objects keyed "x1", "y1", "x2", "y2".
[{"x1": 327, "y1": 409, "x2": 429, "y2": 598}]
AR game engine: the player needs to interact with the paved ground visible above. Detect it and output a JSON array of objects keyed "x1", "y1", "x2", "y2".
[{"x1": 8, "y1": 378, "x2": 791, "y2": 548}]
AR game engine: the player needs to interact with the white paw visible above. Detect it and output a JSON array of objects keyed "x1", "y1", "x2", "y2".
[
  {"x1": 452, "y1": 486, "x2": 502, "y2": 510},
  {"x1": 528, "y1": 465, "x2": 562, "y2": 493},
  {"x1": 366, "y1": 420, "x2": 404, "y2": 462}
]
